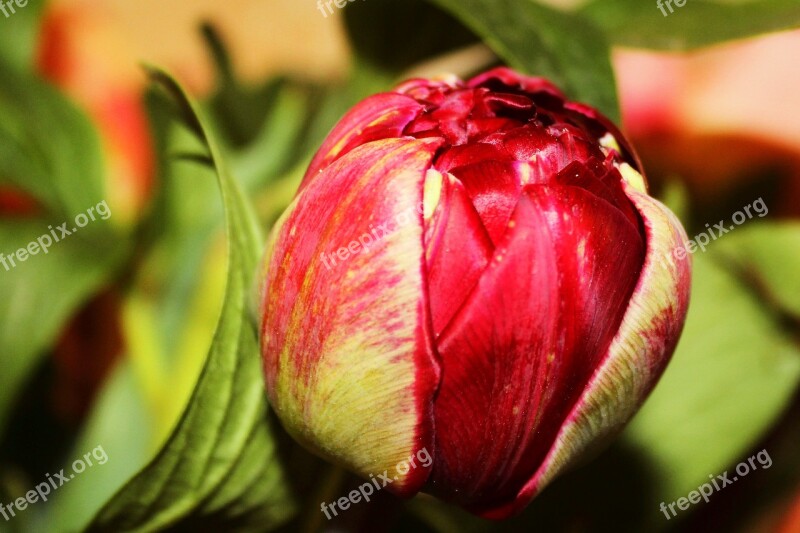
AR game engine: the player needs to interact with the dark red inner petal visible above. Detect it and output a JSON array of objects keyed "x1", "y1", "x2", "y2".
[
  {"x1": 393, "y1": 68, "x2": 648, "y2": 367},
  {"x1": 554, "y1": 159, "x2": 641, "y2": 230},
  {"x1": 424, "y1": 174, "x2": 494, "y2": 336},
  {"x1": 394, "y1": 72, "x2": 645, "y2": 277},
  {"x1": 448, "y1": 160, "x2": 523, "y2": 244},
  {"x1": 435, "y1": 144, "x2": 510, "y2": 173}
]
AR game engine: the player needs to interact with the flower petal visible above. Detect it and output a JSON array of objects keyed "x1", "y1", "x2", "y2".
[
  {"x1": 448, "y1": 160, "x2": 527, "y2": 244},
  {"x1": 261, "y1": 137, "x2": 443, "y2": 495},
  {"x1": 468, "y1": 67, "x2": 565, "y2": 99},
  {"x1": 301, "y1": 93, "x2": 424, "y2": 190},
  {"x1": 554, "y1": 159, "x2": 641, "y2": 229},
  {"x1": 427, "y1": 184, "x2": 644, "y2": 512},
  {"x1": 489, "y1": 174, "x2": 692, "y2": 519},
  {"x1": 423, "y1": 170, "x2": 494, "y2": 336}
]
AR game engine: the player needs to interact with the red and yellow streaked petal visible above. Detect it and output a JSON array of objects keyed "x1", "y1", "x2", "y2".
[
  {"x1": 301, "y1": 94, "x2": 424, "y2": 189},
  {"x1": 261, "y1": 137, "x2": 443, "y2": 495},
  {"x1": 497, "y1": 170, "x2": 692, "y2": 519}
]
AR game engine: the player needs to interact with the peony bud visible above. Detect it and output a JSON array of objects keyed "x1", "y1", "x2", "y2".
[{"x1": 259, "y1": 68, "x2": 691, "y2": 518}]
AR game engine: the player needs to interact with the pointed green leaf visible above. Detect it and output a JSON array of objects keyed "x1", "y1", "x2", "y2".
[{"x1": 84, "y1": 68, "x2": 295, "y2": 532}]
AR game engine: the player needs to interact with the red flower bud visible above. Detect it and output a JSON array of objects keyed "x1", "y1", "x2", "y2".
[{"x1": 259, "y1": 68, "x2": 691, "y2": 518}]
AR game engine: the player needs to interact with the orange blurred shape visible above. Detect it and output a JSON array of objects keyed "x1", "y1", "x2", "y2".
[
  {"x1": 36, "y1": 4, "x2": 155, "y2": 225},
  {"x1": 615, "y1": 31, "x2": 800, "y2": 216},
  {"x1": 0, "y1": 186, "x2": 39, "y2": 217}
]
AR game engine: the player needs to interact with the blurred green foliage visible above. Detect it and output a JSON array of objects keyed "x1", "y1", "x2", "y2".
[{"x1": 0, "y1": 57, "x2": 128, "y2": 435}]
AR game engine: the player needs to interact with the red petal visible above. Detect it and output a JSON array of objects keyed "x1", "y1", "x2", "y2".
[
  {"x1": 468, "y1": 67, "x2": 565, "y2": 99},
  {"x1": 501, "y1": 123, "x2": 602, "y2": 170},
  {"x1": 447, "y1": 160, "x2": 526, "y2": 243},
  {"x1": 301, "y1": 93, "x2": 424, "y2": 190},
  {"x1": 424, "y1": 172, "x2": 494, "y2": 336},
  {"x1": 427, "y1": 184, "x2": 644, "y2": 513},
  {"x1": 500, "y1": 180, "x2": 691, "y2": 519},
  {"x1": 564, "y1": 101, "x2": 644, "y2": 173},
  {"x1": 434, "y1": 143, "x2": 510, "y2": 173},
  {"x1": 480, "y1": 92, "x2": 535, "y2": 116},
  {"x1": 554, "y1": 159, "x2": 641, "y2": 229}
]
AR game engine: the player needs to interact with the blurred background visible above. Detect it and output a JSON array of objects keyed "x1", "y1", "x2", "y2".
[{"x1": 0, "y1": 0, "x2": 799, "y2": 531}]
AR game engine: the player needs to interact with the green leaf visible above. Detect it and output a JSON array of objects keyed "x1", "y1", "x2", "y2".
[
  {"x1": 621, "y1": 248, "x2": 800, "y2": 513},
  {"x1": 84, "y1": 69, "x2": 295, "y2": 532},
  {"x1": 0, "y1": 57, "x2": 125, "y2": 433},
  {"x1": 582, "y1": 0, "x2": 800, "y2": 50},
  {"x1": 427, "y1": 0, "x2": 620, "y2": 122}
]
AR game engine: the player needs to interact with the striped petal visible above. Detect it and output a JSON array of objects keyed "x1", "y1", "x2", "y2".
[
  {"x1": 301, "y1": 93, "x2": 424, "y2": 190},
  {"x1": 260, "y1": 137, "x2": 442, "y2": 495}
]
